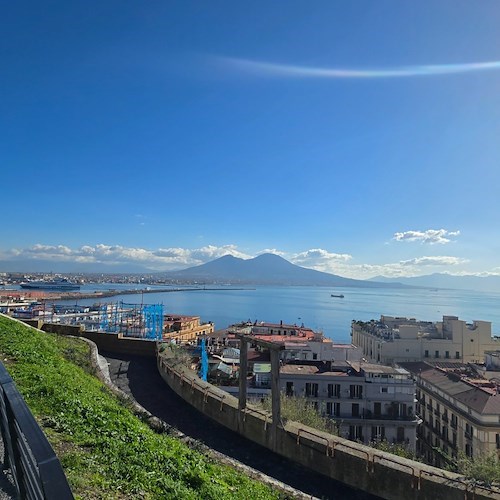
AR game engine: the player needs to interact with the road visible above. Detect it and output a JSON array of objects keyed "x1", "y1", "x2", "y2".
[{"x1": 103, "y1": 352, "x2": 378, "y2": 500}]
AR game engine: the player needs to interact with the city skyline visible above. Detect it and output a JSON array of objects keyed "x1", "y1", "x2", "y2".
[{"x1": 3, "y1": 2, "x2": 500, "y2": 279}]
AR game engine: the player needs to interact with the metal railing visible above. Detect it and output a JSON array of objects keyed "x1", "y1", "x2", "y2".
[{"x1": 0, "y1": 363, "x2": 73, "y2": 499}]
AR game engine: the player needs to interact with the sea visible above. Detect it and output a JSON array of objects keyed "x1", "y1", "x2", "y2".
[{"x1": 55, "y1": 284, "x2": 500, "y2": 343}]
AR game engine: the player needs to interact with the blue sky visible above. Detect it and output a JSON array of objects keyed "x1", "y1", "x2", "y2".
[{"x1": 2, "y1": 1, "x2": 500, "y2": 277}]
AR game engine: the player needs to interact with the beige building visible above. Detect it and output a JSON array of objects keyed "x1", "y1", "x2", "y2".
[
  {"x1": 352, "y1": 315, "x2": 500, "y2": 365},
  {"x1": 163, "y1": 314, "x2": 214, "y2": 343},
  {"x1": 400, "y1": 361, "x2": 500, "y2": 467}
]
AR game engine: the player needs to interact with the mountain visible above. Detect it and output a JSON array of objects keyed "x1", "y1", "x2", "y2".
[
  {"x1": 166, "y1": 253, "x2": 410, "y2": 287},
  {"x1": 370, "y1": 273, "x2": 500, "y2": 293}
]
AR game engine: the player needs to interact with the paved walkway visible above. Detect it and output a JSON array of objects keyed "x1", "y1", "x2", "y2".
[{"x1": 103, "y1": 352, "x2": 378, "y2": 500}]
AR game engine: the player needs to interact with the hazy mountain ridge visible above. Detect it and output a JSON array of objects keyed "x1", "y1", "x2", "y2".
[
  {"x1": 166, "y1": 253, "x2": 410, "y2": 287},
  {"x1": 370, "y1": 273, "x2": 500, "y2": 293}
]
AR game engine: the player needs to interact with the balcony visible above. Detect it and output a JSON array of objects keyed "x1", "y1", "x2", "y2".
[
  {"x1": 442, "y1": 414, "x2": 449, "y2": 423},
  {"x1": 465, "y1": 430, "x2": 473, "y2": 440},
  {"x1": 451, "y1": 420, "x2": 458, "y2": 430}
]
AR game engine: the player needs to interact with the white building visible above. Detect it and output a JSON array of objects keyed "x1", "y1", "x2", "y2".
[
  {"x1": 352, "y1": 315, "x2": 500, "y2": 365},
  {"x1": 279, "y1": 360, "x2": 419, "y2": 450}
]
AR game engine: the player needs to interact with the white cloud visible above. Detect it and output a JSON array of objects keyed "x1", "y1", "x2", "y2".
[
  {"x1": 257, "y1": 248, "x2": 287, "y2": 257},
  {"x1": 290, "y1": 248, "x2": 353, "y2": 274},
  {"x1": 215, "y1": 56, "x2": 500, "y2": 79},
  {"x1": 0, "y1": 243, "x2": 251, "y2": 271},
  {"x1": 400, "y1": 256, "x2": 468, "y2": 266},
  {"x1": 393, "y1": 229, "x2": 460, "y2": 245},
  {"x1": 0, "y1": 243, "x2": 491, "y2": 280}
]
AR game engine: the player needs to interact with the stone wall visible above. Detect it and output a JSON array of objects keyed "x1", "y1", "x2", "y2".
[
  {"x1": 22, "y1": 321, "x2": 156, "y2": 357},
  {"x1": 157, "y1": 349, "x2": 499, "y2": 500}
]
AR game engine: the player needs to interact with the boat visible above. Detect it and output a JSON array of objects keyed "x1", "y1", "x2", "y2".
[
  {"x1": 331, "y1": 294, "x2": 344, "y2": 298},
  {"x1": 20, "y1": 278, "x2": 80, "y2": 291}
]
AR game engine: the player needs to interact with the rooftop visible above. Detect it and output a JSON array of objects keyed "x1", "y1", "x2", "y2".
[{"x1": 399, "y1": 362, "x2": 500, "y2": 415}]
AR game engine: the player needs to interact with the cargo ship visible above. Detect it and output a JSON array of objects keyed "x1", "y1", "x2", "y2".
[{"x1": 20, "y1": 278, "x2": 81, "y2": 291}]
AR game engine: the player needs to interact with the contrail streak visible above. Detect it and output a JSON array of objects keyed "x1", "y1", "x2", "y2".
[{"x1": 218, "y1": 57, "x2": 500, "y2": 79}]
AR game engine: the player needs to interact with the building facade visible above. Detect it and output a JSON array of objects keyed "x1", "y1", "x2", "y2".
[
  {"x1": 400, "y1": 361, "x2": 500, "y2": 467},
  {"x1": 352, "y1": 315, "x2": 500, "y2": 365},
  {"x1": 163, "y1": 314, "x2": 214, "y2": 343},
  {"x1": 279, "y1": 361, "x2": 419, "y2": 450}
]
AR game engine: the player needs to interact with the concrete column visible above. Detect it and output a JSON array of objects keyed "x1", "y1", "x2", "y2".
[
  {"x1": 270, "y1": 347, "x2": 281, "y2": 450},
  {"x1": 238, "y1": 337, "x2": 248, "y2": 414}
]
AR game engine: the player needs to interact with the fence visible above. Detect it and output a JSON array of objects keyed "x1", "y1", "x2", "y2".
[{"x1": 0, "y1": 363, "x2": 73, "y2": 499}]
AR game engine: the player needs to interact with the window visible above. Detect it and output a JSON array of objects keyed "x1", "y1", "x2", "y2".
[
  {"x1": 286, "y1": 382, "x2": 294, "y2": 397},
  {"x1": 352, "y1": 403, "x2": 360, "y2": 417},
  {"x1": 328, "y1": 383, "x2": 341, "y2": 398},
  {"x1": 496, "y1": 434, "x2": 500, "y2": 450},
  {"x1": 305, "y1": 383, "x2": 319, "y2": 397},
  {"x1": 349, "y1": 425, "x2": 363, "y2": 441},
  {"x1": 334, "y1": 402, "x2": 340, "y2": 416},
  {"x1": 327, "y1": 402, "x2": 333, "y2": 415},
  {"x1": 435, "y1": 350, "x2": 440, "y2": 358},
  {"x1": 371, "y1": 425, "x2": 385, "y2": 441},
  {"x1": 451, "y1": 414, "x2": 458, "y2": 429},
  {"x1": 445, "y1": 351, "x2": 450, "y2": 359},
  {"x1": 349, "y1": 384, "x2": 363, "y2": 399},
  {"x1": 327, "y1": 402, "x2": 341, "y2": 417},
  {"x1": 465, "y1": 423, "x2": 473, "y2": 439},
  {"x1": 424, "y1": 350, "x2": 429, "y2": 358},
  {"x1": 455, "y1": 351, "x2": 460, "y2": 359},
  {"x1": 396, "y1": 427, "x2": 405, "y2": 443},
  {"x1": 373, "y1": 402, "x2": 381, "y2": 417}
]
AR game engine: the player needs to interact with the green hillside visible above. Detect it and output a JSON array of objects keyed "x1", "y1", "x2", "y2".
[{"x1": 0, "y1": 315, "x2": 282, "y2": 499}]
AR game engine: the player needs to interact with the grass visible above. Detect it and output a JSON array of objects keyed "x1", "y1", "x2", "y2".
[{"x1": 0, "y1": 316, "x2": 283, "y2": 499}]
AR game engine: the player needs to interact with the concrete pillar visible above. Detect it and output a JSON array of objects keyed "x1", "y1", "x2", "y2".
[
  {"x1": 270, "y1": 347, "x2": 281, "y2": 451},
  {"x1": 238, "y1": 337, "x2": 248, "y2": 417}
]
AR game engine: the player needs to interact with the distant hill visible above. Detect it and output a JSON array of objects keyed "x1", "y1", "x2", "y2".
[
  {"x1": 370, "y1": 273, "x2": 500, "y2": 293},
  {"x1": 166, "y1": 253, "x2": 410, "y2": 287}
]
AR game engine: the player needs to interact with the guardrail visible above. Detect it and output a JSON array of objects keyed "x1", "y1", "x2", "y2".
[{"x1": 0, "y1": 363, "x2": 73, "y2": 499}]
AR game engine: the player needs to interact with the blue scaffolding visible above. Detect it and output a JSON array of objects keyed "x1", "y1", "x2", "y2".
[
  {"x1": 99, "y1": 303, "x2": 121, "y2": 332},
  {"x1": 143, "y1": 304, "x2": 164, "y2": 340},
  {"x1": 199, "y1": 337, "x2": 208, "y2": 381},
  {"x1": 118, "y1": 301, "x2": 164, "y2": 340}
]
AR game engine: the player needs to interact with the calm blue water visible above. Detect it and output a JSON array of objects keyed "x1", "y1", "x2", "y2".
[{"x1": 58, "y1": 285, "x2": 500, "y2": 343}]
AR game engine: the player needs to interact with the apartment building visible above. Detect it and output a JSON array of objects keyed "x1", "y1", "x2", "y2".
[
  {"x1": 399, "y1": 361, "x2": 500, "y2": 467},
  {"x1": 163, "y1": 314, "x2": 214, "y2": 343},
  {"x1": 352, "y1": 315, "x2": 500, "y2": 365},
  {"x1": 279, "y1": 360, "x2": 419, "y2": 450}
]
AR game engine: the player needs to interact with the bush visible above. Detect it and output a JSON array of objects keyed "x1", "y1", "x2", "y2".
[{"x1": 260, "y1": 394, "x2": 340, "y2": 435}]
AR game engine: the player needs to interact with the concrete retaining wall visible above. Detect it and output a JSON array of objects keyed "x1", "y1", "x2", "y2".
[
  {"x1": 157, "y1": 349, "x2": 500, "y2": 500},
  {"x1": 21, "y1": 321, "x2": 156, "y2": 357}
]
